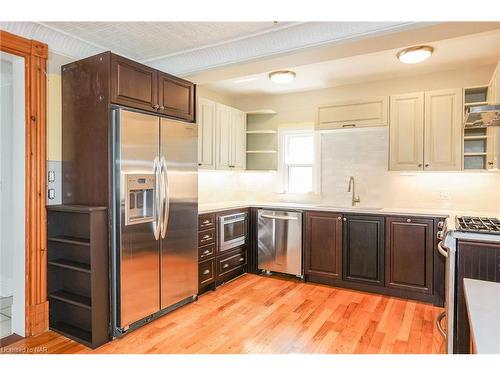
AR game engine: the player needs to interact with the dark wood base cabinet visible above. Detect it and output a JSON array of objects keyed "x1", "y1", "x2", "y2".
[
  {"x1": 454, "y1": 240, "x2": 500, "y2": 354},
  {"x1": 304, "y1": 211, "x2": 445, "y2": 306},
  {"x1": 197, "y1": 209, "x2": 248, "y2": 294}
]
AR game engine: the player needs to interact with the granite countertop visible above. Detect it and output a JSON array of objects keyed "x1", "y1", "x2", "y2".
[{"x1": 463, "y1": 278, "x2": 500, "y2": 354}]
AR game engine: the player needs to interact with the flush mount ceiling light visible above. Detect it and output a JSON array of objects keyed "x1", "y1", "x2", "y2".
[
  {"x1": 397, "y1": 46, "x2": 434, "y2": 64},
  {"x1": 269, "y1": 70, "x2": 296, "y2": 84}
]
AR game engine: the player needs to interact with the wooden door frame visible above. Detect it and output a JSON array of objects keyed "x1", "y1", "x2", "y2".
[{"x1": 0, "y1": 30, "x2": 48, "y2": 336}]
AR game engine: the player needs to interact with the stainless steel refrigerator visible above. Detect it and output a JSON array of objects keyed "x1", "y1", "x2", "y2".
[{"x1": 110, "y1": 108, "x2": 198, "y2": 336}]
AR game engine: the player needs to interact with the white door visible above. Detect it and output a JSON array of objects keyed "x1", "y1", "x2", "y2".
[
  {"x1": 197, "y1": 97, "x2": 216, "y2": 169},
  {"x1": 389, "y1": 92, "x2": 424, "y2": 171},
  {"x1": 230, "y1": 109, "x2": 246, "y2": 170},
  {"x1": 424, "y1": 88, "x2": 463, "y2": 171},
  {"x1": 215, "y1": 103, "x2": 232, "y2": 170}
]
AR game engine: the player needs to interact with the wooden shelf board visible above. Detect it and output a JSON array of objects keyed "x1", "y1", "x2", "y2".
[
  {"x1": 245, "y1": 109, "x2": 277, "y2": 115},
  {"x1": 48, "y1": 235, "x2": 90, "y2": 246},
  {"x1": 464, "y1": 152, "x2": 487, "y2": 156},
  {"x1": 246, "y1": 150, "x2": 277, "y2": 154},
  {"x1": 49, "y1": 290, "x2": 91, "y2": 310},
  {"x1": 48, "y1": 259, "x2": 91, "y2": 273},
  {"x1": 50, "y1": 322, "x2": 92, "y2": 346},
  {"x1": 246, "y1": 130, "x2": 277, "y2": 134}
]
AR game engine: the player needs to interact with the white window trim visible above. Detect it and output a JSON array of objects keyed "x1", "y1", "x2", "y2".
[{"x1": 278, "y1": 128, "x2": 321, "y2": 195}]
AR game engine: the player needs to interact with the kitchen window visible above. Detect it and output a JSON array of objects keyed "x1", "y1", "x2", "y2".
[{"x1": 279, "y1": 129, "x2": 320, "y2": 194}]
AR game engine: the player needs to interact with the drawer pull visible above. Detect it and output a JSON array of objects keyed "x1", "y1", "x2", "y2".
[
  {"x1": 222, "y1": 263, "x2": 229, "y2": 269},
  {"x1": 202, "y1": 235, "x2": 211, "y2": 240},
  {"x1": 202, "y1": 220, "x2": 211, "y2": 225},
  {"x1": 203, "y1": 249, "x2": 210, "y2": 255},
  {"x1": 239, "y1": 257, "x2": 244, "y2": 262},
  {"x1": 406, "y1": 218, "x2": 412, "y2": 223},
  {"x1": 203, "y1": 269, "x2": 210, "y2": 275}
]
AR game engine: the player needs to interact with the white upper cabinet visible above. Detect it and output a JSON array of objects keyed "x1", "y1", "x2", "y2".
[
  {"x1": 215, "y1": 103, "x2": 233, "y2": 170},
  {"x1": 423, "y1": 88, "x2": 463, "y2": 171},
  {"x1": 488, "y1": 62, "x2": 500, "y2": 103},
  {"x1": 316, "y1": 96, "x2": 388, "y2": 131},
  {"x1": 389, "y1": 88, "x2": 462, "y2": 171},
  {"x1": 230, "y1": 109, "x2": 246, "y2": 170},
  {"x1": 212, "y1": 102, "x2": 247, "y2": 171},
  {"x1": 197, "y1": 97, "x2": 216, "y2": 169},
  {"x1": 389, "y1": 92, "x2": 424, "y2": 171}
]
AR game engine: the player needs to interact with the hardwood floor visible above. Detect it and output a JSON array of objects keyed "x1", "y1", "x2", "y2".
[{"x1": 1, "y1": 274, "x2": 445, "y2": 354}]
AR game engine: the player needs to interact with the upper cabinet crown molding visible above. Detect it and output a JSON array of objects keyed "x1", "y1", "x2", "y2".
[
  {"x1": 389, "y1": 88, "x2": 462, "y2": 171},
  {"x1": 316, "y1": 96, "x2": 388, "y2": 131}
]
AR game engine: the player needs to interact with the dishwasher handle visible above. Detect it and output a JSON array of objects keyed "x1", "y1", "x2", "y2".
[{"x1": 260, "y1": 214, "x2": 298, "y2": 221}]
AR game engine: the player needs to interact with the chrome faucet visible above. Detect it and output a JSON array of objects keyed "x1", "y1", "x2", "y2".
[{"x1": 348, "y1": 176, "x2": 361, "y2": 207}]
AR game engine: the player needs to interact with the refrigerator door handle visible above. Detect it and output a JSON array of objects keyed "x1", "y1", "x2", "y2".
[
  {"x1": 153, "y1": 157, "x2": 161, "y2": 241},
  {"x1": 160, "y1": 156, "x2": 170, "y2": 239}
]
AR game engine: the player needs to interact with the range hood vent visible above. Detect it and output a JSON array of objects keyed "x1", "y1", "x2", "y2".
[{"x1": 464, "y1": 104, "x2": 500, "y2": 129}]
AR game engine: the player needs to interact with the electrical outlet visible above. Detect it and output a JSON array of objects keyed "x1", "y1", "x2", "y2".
[{"x1": 438, "y1": 189, "x2": 450, "y2": 200}]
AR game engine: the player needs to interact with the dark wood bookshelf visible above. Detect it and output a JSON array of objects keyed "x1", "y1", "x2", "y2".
[{"x1": 47, "y1": 205, "x2": 109, "y2": 348}]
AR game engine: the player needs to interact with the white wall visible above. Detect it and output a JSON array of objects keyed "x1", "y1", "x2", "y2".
[
  {"x1": 199, "y1": 64, "x2": 500, "y2": 214},
  {"x1": 0, "y1": 53, "x2": 25, "y2": 336}
]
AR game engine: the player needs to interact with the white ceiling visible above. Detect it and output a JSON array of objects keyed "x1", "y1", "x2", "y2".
[
  {"x1": 0, "y1": 21, "x2": 419, "y2": 75},
  {"x1": 205, "y1": 30, "x2": 500, "y2": 96}
]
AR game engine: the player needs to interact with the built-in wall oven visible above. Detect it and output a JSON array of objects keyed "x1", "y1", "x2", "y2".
[{"x1": 219, "y1": 212, "x2": 247, "y2": 252}]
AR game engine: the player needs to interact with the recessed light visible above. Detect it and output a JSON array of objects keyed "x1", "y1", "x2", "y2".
[
  {"x1": 397, "y1": 46, "x2": 434, "y2": 64},
  {"x1": 269, "y1": 70, "x2": 296, "y2": 84}
]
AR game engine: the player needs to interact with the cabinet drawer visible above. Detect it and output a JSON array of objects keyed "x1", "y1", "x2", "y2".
[
  {"x1": 198, "y1": 213, "x2": 215, "y2": 231},
  {"x1": 199, "y1": 259, "x2": 215, "y2": 286},
  {"x1": 199, "y1": 243, "x2": 215, "y2": 260},
  {"x1": 198, "y1": 229, "x2": 215, "y2": 247},
  {"x1": 217, "y1": 247, "x2": 246, "y2": 277}
]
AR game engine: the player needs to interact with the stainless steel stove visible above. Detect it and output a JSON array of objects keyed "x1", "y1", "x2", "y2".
[{"x1": 455, "y1": 216, "x2": 500, "y2": 234}]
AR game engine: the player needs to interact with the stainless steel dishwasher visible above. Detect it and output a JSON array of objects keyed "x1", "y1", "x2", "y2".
[{"x1": 257, "y1": 209, "x2": 303, "y2": 278}]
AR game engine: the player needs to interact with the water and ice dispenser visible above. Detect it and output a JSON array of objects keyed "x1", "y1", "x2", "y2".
[{"x1": 124, "y1": 174, "x2": 155, "y2": 225}]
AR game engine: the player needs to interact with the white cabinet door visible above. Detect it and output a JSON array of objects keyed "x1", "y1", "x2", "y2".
[
  {"x1": 215, "y1": 103, "x2": 232, "y2": 170},
  {"x1": 230, "y1": 109, "x2": 246, "y2": 170},
  {"x1": 197, "y1": 97, "x2": 216, "y2": 169},
  {"x1": 389, "y1": 92, "x2": 424, "y2": 171},
  {"x1": 316, "y1": 96, "x2": 388, "y2": 130},
  {"x1": 424, "y1": 88, "x2": 463, "y2": 171}
]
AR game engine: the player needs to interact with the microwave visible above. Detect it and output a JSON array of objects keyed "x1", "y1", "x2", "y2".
[{"x1": 219, "y1": 212, "x2": 247, "y2": 252}]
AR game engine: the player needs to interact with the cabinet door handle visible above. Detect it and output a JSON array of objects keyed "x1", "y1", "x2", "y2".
[
  {"x1": 203, "y1": 269, "x2": 210, "y2": 275},
  {"x1": 406, "y1": 218, "x2": 412, "y2": 223},
  {"x1": 342, "y1": 124, "x2": 356, "y2": 128},
  {"x1": 337, "y1": 216, "x2": 342, "y2": 220},
  {"x1": 222, "y1": 263, "x2": 229, "y2": 269},
  {"x1": 239, "y1": 257, "x2": 244, "y2": 262},
  {"x1": 425, "y1": 164, "x2": 430, "y2": 168},
  {"x1": 418, "y1": 163, "x2": 423, "y2": 168},
  {"x1": 159, "y1": 105, "x2": 165, "y2": 110},
  {"x1": 152, "y1": 104, "x2": 160, "y2": 110},
  {"x1": 343, "y1": 218, "x2": 347, "y2": 222}
]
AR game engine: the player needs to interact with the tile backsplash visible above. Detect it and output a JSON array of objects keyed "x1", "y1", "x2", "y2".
[{"x1": 199, "y1": 127, "x2": 500, "y2": 213}]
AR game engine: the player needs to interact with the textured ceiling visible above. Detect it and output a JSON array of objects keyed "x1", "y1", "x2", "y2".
[
  {"x1": 205, "y1": 30, "x2": 500, "y2": 96},
  {"x1": 0, "y1": 21, "x2": 417, "y2": 75}
]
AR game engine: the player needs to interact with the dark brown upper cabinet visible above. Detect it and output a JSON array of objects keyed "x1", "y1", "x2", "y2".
[
  {"x1": 111, "y1": 54, "x2": 158, "y2": 112},
  {"x1": 385, "y1": 217, "x2": 434, "y2": 295},
  {"x1": 158, "y1": 72, "x2": 195, "y2": 122},
  {"x1": 343, "y1": 215, "x2": 384, "y2": 286},
  {"x1": 109, "y1": 52, "x2": 195, "y2": 122},
  {"x1": 304, "y1": 211, "x2": 343, "y2": 280}
]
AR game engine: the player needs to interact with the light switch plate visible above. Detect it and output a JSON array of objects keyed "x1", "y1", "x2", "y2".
[{"x1": 46, "y1": 160, "x2": 62, "y2": 205}]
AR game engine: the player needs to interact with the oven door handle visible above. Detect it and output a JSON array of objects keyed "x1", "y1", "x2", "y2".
[
  {"x1": 436, "y1": 311, "x2": 447, "y2": 338},
  {"x1": 221, "y1": 217, "x2": 246, "y2": 225},
  {"x1": 260, "y1": 214, "x2": 298, "y2": 221},
  {"x1": 438, "y1": 241, "x2": 448, "y2": 258}
]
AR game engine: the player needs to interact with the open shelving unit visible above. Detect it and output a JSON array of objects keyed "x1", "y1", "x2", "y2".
[
  {"x1": 463, "y1": 86, "x2": 490, "y2": 170},
  {"x1": 46, "y1": 205, "x2": 109, "y2": 348},
  {"x1": 245, "y1": 109, "x2": 278, "y2": 170}
]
